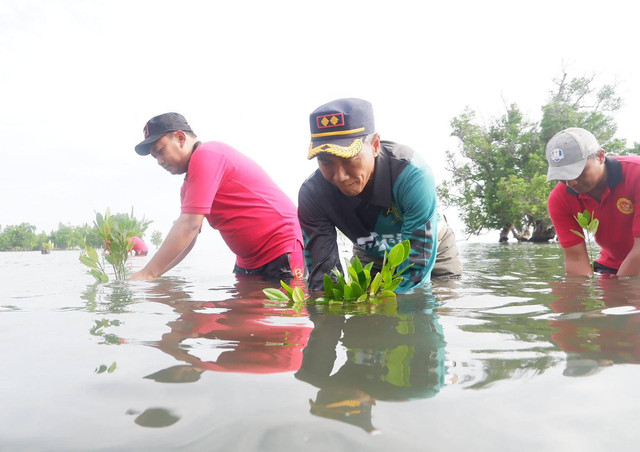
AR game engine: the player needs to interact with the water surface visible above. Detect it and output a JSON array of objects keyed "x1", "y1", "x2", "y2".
[{"x1": 1, "y1": 242, "x2": 639, "y2": 451}]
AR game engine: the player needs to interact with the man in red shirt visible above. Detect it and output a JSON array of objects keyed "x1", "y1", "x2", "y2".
[
  {"x1": 130, "y1": 112, "x2": 304, "y2": 281},
  {"x1": 546, "y1": 127, "x2": 640, "y2": 276}
]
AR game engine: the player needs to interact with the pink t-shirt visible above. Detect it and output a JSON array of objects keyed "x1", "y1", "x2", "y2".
[
  {"x1": 129, "y1": 237, "x2": 148, "y2": 253},
  {"x1": 181, "y1": 141, "x2": 303, "y2": 269}
]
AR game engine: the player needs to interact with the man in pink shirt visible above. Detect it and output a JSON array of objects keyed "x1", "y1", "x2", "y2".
[
  {"x1": 129, "y1": 236, "x2": 148, "y2": 256},
  {"x1": 130, "y1": 112, "x2": 304, "y2": 281}
]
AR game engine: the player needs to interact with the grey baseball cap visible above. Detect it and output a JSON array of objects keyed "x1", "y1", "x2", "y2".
[{"x1": 545, "y1": 128, "x2": 601, "y2": 181}]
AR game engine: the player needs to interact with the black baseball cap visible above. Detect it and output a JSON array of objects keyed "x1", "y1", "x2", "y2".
[{"x1": 135, "y1": 112, "x2": 194, "y2": 155}]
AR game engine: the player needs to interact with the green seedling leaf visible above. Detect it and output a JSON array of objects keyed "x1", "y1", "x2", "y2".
[
  {"x1": 350, "y1": 282, "x2": 364, "y2": 299},
  {"x1": 388, "y1": 242, "x2": 405, "y2": 267},
  {"x1": 323, "y1": 274, "x2": 335, "y2": 294},
  {"x1": 343, "y1": 285, "x2": 353, "y2": 300},
  {"x1": 370, "y1": 272, "x2": 382, "y2": 295},
  {"x1": 263, "y1": 288, "x2": 290, "y2": 301},
  {"x1": 351, "y1": 256, "x2": 363, "y2": 273},
  {"x1": 401, "y1": 240, "x2": 411, "y2": 261},
  {"x1": 570, "y1": 229, "x2": 585, "y2": 239},
  {"x1": 382, "y1": 267, "x2": 392, "y2": 284},
  {"x1": 378, "y1": 290, "x2": 397, "y2": 298},
  {"x1": 356, "y1": 293, "x2": 368, "y2": 303},
  {"x1": 79, "y1": 255, "x2": 98, "y2": 269},
  {"x1": 280, "y1": 280, "x2": 294, "y2": 297},
  {"x1": 292, "y1": 287, "x2": 305, "y2": 303},
  {"x1": 332, "y1": 288, "x2": 343, "y2": 301},
  {"x1": 107, "y1": 362, "x2": 117, "y2": 373}
]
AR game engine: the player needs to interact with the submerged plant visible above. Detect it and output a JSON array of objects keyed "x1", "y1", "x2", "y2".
[
  {"x1": 263, "y1": 240, "x2": 412, "y2": 304},
  {"x1": 79, "y1": 209, "x2": 151, "y2": 282},
  {"x1": 570, "y1": 209, "x2": 599, "y2": 272}
]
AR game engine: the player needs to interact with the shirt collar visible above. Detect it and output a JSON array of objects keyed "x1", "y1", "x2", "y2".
[{"x1": 358, "y1": 144, "x2": 392, "y2": 208}]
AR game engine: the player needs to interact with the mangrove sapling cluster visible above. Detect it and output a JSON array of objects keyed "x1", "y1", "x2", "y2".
[
  {"x1": 79, "y1": 209, "x2": 151, "y2": 282},
  {"x1": 570, "y1": 209, "x2": 599, "y2": 273},
  {"x1": 263, "y1": 240, "x2": 412, "y2": 304}
]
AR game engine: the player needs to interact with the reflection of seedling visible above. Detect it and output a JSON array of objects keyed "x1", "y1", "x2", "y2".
[
  {"x1": 95, "y1": 362, "x2": 117, "y2": 374},
  {"x1": 79, "y1": 209, "x2": 151, "y2": 282},
  {"x1": 263, "y1": 240, "x2": 412, "y2": 305},
  {"x1": 570, "y1": 209, "x2": 599, "y2": 272}
]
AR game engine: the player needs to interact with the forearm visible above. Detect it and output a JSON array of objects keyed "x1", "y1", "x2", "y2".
[
  {"x1": 131, "y1": 215, "x2": 203, "y2": 280},
  {"x1": 563, "y1": 242, "x2": 592, "y2": 276},
  {"x1": 158, "y1": 235, "x2": 198, "y2": 276},
  {"x1": 616, "y1": 238, "x2": 640, "y2": 276}
]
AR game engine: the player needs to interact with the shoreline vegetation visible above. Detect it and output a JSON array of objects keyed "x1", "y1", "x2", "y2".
[{"x1": 0, "y1": 213, "x2": 161, "y2": 253}]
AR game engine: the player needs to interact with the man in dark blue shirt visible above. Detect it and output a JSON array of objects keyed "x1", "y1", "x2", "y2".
[{"x1": 298, "y1": 98, "x2": 461, "y2": 292}]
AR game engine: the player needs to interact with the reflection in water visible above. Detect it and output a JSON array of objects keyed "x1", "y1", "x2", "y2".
[
  {"x1": 548, "y1": 275, "x2": 640, "y2": 375},
  {"x1": 130, "y1": 407, "x2": 181, "y2": 428},
  {"x1": 142, "y1": 276, "x2": 312, "y2": 380},
  {"x1": 295, "y1": 293, "x2": 445, "y2": 433}
]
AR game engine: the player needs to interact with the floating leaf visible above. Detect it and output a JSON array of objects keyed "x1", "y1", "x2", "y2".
[{"x1": 263, "y1": 288, "x2": 289, "y2": 301}]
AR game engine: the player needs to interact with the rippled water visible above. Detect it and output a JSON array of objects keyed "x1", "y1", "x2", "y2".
[{"x1": 1, "y1": 242, "x2": 639, "y2": 451}]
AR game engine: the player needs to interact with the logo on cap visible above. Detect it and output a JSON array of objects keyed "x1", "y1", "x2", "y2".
[
  {"x1": 316, "y1": 113, "x2": 344, "y2": 129},
  {"x1": 550, "y1": 148, "x2": 564, "y2": 162},
  {"x1": 617, "y1": 198, "x2": 634, "y2": 215},
  {"x1": 143, "y1": 123, "x2": 150, "y2": 139}
]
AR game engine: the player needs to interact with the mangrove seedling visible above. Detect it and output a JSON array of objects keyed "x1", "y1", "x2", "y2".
[
  {"x1": 263, "y1": 240, "x2": 412, "y2": 304},
  {"x1": 79, "y1": 209, "x2": 151, "y2": 282},
  {"x1": 570, "y1": 209, "x2": 599, "y2": 272}
]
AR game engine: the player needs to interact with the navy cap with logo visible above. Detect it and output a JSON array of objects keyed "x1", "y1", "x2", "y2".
[
  {"x1": 308, "y1": 98, "x2": 375, "y2": 159},
  {"x1": 135, "y1": 112, "x2": 194, "y2": 155}
]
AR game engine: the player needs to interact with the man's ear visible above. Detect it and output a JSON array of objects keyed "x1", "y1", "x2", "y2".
[
  {"x1": 175, "y1": 130, "x2": 187, "y2": 146},
  {"x1": 597, "y1": 148, "x2": 606, "y2": 163},
  {"x1": 371, "y1": 133, "x2": 381, "y2": 157}
]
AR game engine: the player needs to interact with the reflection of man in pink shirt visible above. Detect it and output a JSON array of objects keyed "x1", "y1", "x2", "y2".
[
  {"x1": 130, "y1": 112, "x2": 304, "y2": 281},
  {"x1": 129, "y1": 236, "x2": 148, "y2": 256}
]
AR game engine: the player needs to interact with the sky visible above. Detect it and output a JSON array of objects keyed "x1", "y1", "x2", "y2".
[{"x1": 2, "y1": 0, "x2": 639, "y2": 241}]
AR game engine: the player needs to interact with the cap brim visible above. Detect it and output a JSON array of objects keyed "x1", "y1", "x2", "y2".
[
  {"x1": 135, "y1": 133, "x2": 166, "y2": 156},
  {"x1": 546, "y1": 159, "x2": 587, "y2": 182},
  {"x1": 308, "y1": 136, "x2": 365, "y2": 159}
]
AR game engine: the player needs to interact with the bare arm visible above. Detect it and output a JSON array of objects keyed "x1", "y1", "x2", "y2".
[
  {"x1": 563, "y1": 242, "x2": 592, "y2": 276},
  {"x1": 616, "y1": 237, "x2": 640, "y2": 277},
  {"x1": 130, "y1": 214, "x2": 205, "y2": 280}
]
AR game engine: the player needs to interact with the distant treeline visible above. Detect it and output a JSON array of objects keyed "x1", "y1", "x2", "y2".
[
  {"x1": 0, "y1": 220, "x2": 161, "y2": 252},
  {"x1": 0, "y1": 222, "x2": 104, "y2": 251}
]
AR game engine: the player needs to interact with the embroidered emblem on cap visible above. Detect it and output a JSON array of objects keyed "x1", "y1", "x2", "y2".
[
  {"x1": 316, "y1": 113, "x2": 345, "y2": 129},
  {"x1": 550, "y1": 148, "x2": 564, "y2": 162},
  {"x1": 143, "y1": 123, "x2": 150, "y2": 139},
  {"x1": 617, "y1": 198, "x2": 634, "y2": 215}
]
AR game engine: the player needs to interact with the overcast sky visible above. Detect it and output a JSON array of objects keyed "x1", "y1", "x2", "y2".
[{"x1": 2, "y1": 0, "x2": 639, "y2": 239}]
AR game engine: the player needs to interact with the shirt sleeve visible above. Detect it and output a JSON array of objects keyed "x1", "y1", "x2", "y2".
[
  {"x1": 298, "y1": 178, "x2": 340, "y2": 291},
  {"x1": 393, "y1": 160, "x2": 437, "y2": 292},
  {"x1": 181, "y1": 147, "x2": 229, "y2": 214},
  {"x1": 547, "y1": 184, "x2": 583, "y2": 249}
]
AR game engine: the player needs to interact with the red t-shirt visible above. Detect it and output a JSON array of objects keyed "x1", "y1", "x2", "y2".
[
  {"x1": 548, "y1": 156, "x2": 640, "y2": 269},
  {"x1": 181, "y1": 142, "x2": 303, "y2": 269}
]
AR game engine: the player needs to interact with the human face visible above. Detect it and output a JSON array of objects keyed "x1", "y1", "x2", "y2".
[
  {"x1": 149, "y1": 132, "x2": 190, "y2": 175},
  {"x1": 563, "y1": 150, "x2": 606, "y2": 195},
  {"x1": 316, "y1": 137, "x2": 379, "y2": 197}
]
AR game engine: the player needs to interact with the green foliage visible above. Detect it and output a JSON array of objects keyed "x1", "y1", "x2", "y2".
[
  {"x1": 439, "y1": 70, "x2": 635, "y2": 241},
  {"x1": 79, "y1": 209, "x2": 152, "y2": 282},
  {"x1": 0, "y1": 222, "x2": 38, "y2": 251},
  {"x1": 151, "y1": 230, "x2": 163, "y2": 248},
  {"x1": 570, "y1": 209, "x2": 600, "y2": 272},
  {"x1": 263, "y1": 240, "x2": 412, "y2": 305}
]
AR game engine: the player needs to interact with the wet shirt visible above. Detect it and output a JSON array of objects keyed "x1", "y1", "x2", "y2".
[
  {"x1": 548, "y1": 156, "x2": 640, "y2": 269},
  {"x1": 181, "y1": 141, "x2": 303, "y2": 269},
  {"x1": 298, "y1": 141, "x2": 438, "y2": 292}
]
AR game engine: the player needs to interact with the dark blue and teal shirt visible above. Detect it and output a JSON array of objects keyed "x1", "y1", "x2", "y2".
[{"x1": 298, "y1": 141, "x2": 438, "y2": 293}]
